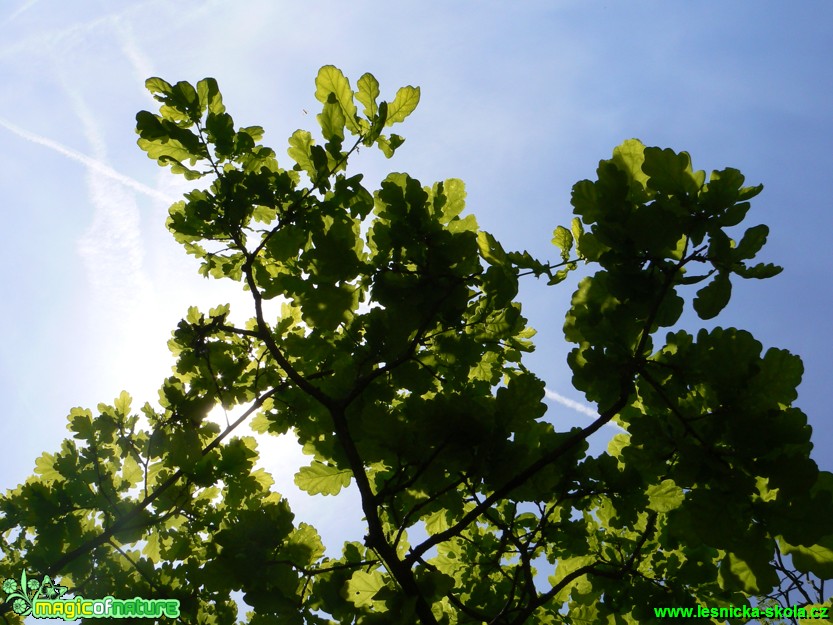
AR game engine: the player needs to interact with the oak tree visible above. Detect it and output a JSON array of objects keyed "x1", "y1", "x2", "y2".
[{"x1": 2, "y1": 66, "x2": 832, "y2": 624}]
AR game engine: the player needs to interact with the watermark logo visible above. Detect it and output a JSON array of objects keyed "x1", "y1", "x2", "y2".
[
  {"x1": 2, "y1": 570, "x2": 68, "y2": 616},
  {"x1": 2, "y1": 570, "x2": 180, "y2": 620}
]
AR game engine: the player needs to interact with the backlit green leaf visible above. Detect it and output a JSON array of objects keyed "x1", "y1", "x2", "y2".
[
  {"x1": 287, "y1": 129, "x2": 315, "y2": 176},
  {"x1": 385, "y1": 85, "x2": 420, "y2": 126},
  {"x1": 612, "y1": 138, "x2": 649, "y2": 189},
  {"x1": 114, "y1": 390, "x2": 132, "y2": 416},
  {"x1": 478, "y1": 231, "x2": 507, "y2": 265},
  {"x1": 646, "y1": 479, "x2": 684, "y2": 512},
  {"x1": 197, "y1": 77, "x2": 225, "y2": 115},
  {"x1": 781, "y1": 536, "x2": 833, "y2": 578},
  {"x1": 34, "y1": 452, "x2": 62, "y2": 483},
  {"x1": 643, "y1": 146, "x2": 703, "y2": 196},
  {"x1": 346, "y1": 570, "x2": 385, "y2": 607},
  {"x1": 315, "y1": 65, "x2": 359, "y2": 133},
  {"x1": 294, "y1": 461, "x2": 352, "y2": 495},
  {"x1": 356, "y1": 72, "x2": 380, "y2": 118},
  {"x1": 145, "y1": 77, "x2": 173, "y2": 102},
  {"x1": 552, "y1": 225, "x2": 573, "y2": 262}
]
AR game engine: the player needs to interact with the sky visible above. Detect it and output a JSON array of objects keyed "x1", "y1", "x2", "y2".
[{"x1": 1, "y1": 0, "x2": 832, "y2": 581}]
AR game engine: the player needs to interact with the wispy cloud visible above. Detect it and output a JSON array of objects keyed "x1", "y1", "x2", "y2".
[
  {"x1": 3, "y1": 0, "x2": 41, "y2": 24},
  {"x1": 0, "y1": 0, "x2": 163, "y2": 65},
  {"x1": 112, "y1": 15, "x2": 156, "y2": 91},
  {"x1": 0, "y1": 117, "x2": 176, "y2": 204},
  {"x1": 544, "y1": 387, "x2": 627, "y2": 432}
]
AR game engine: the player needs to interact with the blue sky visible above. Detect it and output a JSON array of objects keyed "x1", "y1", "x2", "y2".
[{"x1": 1, "y1": 0, "x2": 832, "y2": 561}]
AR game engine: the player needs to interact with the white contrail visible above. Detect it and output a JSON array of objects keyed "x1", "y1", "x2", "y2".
[
  {"x1": 0, "y1": 0, "x2": 163, "y2": 60},
  {"x1": 61, "y1": 79, "x2": 151, "y2": 309},
  {"x1": 113, "y1": 16, "x2": 156, "y2": 91},
  {"x1": 4, "y1": 0, "x2": 41, "y2": 24},
  {"x1": 0, "y1": 117, "x2": 176, "y2": 205},
  {"x1": 544, "y1": 387, "x2": 626, "y2": 432}
]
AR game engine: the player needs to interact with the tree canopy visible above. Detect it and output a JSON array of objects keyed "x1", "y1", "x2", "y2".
[{"x1": 1, "y1": 66, "x2": 832, "y2": 624}]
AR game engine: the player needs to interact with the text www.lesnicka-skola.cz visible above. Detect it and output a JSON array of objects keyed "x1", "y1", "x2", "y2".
[{"x1": 653, "y1": 604, "x2": 829, "y2": 620}]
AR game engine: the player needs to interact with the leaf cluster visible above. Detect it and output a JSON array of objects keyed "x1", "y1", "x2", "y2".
[{"x1": 1, "y1": 68, "x2": 831, "y2": 625}]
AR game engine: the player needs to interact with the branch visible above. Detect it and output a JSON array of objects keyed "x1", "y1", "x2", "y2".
[
  {"x1": 635, "y1": 239, "x2": 690, "y2": 358},
  {"x1": 408, "y1": 244, "x2": 696, "y2": 566},
  {"x1": 639, "y1": 367, "x2": 733, "y2": 472},
  {"x1": 407, "y1": 387, "x2": 630, "y2": 565},
  {"x1": 773, "y1": 547, "x2": 815, "y2": 607},
  {"x1": 341, "y1": 276, "x2": 468, "y2": 409},
  {"x1": 508, "y1": 512, "x2": 657, "y2": 624},
  {"x1": 239, "y1": 248, "x2": 336, "y2": 410},
  {"x1": 303, "y1": 386, "x2": 438, "y2": 624},
  {"x1": 414, "y1": 555, "x2": 493, "y2": 623},
  {"x1": 251, "y1": 135, "x2": 365, "y2": 261}
]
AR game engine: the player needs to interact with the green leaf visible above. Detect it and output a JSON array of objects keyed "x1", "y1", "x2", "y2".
[
  {"x1": 136, "y1": 137, "x2": 204, "y2": 172},
  {"x1": 547, "y1": 268, "x2": 571, "y2": 285},
  {"x1": 447, "y1": 212, "x2": 478, "y2": 234},
  {"x1": 718, "y1": 551, "x2": 779, "y2": 594},
  {"x1": 570, "y1": 217, "x2": 584, "y2": 251},
  {"x1": 738, "y1": 183, "x2": 764, "y2": 201},
  {"x1": 135, "y1": 111, "x2": 207, "y2": 177},
  {"x1": 283, "y1": 523, "x2": 326, "y2": 566},
  {"x1": 575, "y1": 231, "x2": 608, "y2": 261},
  {"x1": 114, "y1": 390, "x2": 132, "y2": 416},
  {"x1": 693, "y1": 271, "x2": 731, "y2": 320},
  {"x1": 294, "y1": 461, "x2": 352, "y2": 495},
  {"x1": 310, "y1": 144, "x2": 330, "y2": 180},
  {"x1": 506, "y1": 250, "x2": 550, "y2": 276},
  {"x1": 478, "y1": 231, "x2": 507, "y2": 265},
  {"x1": 121, "y1": 454, "x2": 143, "y2": 486},
  {"x1": 356, "y1": 72, "x2": 380, "y2": 118},
  {"x1": 34, "y1": 452, "x2": 62, "y2": 483},
  {"x1": 720, "y1": 204, "x2": 751, "y2": 229},
  {"x1": 67, "y1": 407, "x2": 94, "y2": 439},
  {"x1": 376, "y1": 132, "x2": 405, "y2": 157},
  {"x1": 611, "y1": 138, "x2": 649, "y2": 189},
  {"x1": 197, "y1": 77, "x2": 225, "y2": 115},
  {"x1": 168, "y1": 429, "x2": 203, "y2": 471},
  {"x1": 385, "y1": 86, "x2": 420, "y2": 126},
  {"x1": 733, "y1": 262, "x2": 783, "y2": 279},
  {"x1": 781, "y1": 535, "x2": 833, "y2": 578},
  {"x1": 646, "y1": 479, "x2": 684, "y2": 512},
  {"x1": 346, "y1": 570, "x2": 385, "y2": 608},
  {"x1": 287, "y1": 129, "x2": 315, "y2": 176},
  {"x1": 438, "y1": 178, "x2": 466, "y2": 223},
  {"x1": 300, "y1": 282, "x2": 359, "y2": 332},
  {"x1": 315, "y1": 65, "x2": 359, "y2": 133},
  {"x1": 170, "y1": 81, "x2": 200, "y2": 118},
  {"x1": 734, "y1": 224, "x2": 769, "y2": 260},
  {"x1": 145, "y1": 77, "x2": 173, "y2": 100},
  {"x1": 318, "y1": 100, "x2": 346, "y2": 142},
  {"x1": 548, "y1": 555, "x2": 595, "y2": 603},
  {"x1": 643, "y1": 146, "x2": 703, "y2": 196},
  {"x1": 424, "y1": 510, "x2": 451, "y2": 535},
  {"x1": 363, "y1": 101, "x2": 388, "y2": 147},
  {"x1": 552, "y1": 225, "x2": 574, "y2": 262},
  {"x1": 205, "y1": 111, "x2": 235, "y2": 157}
]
